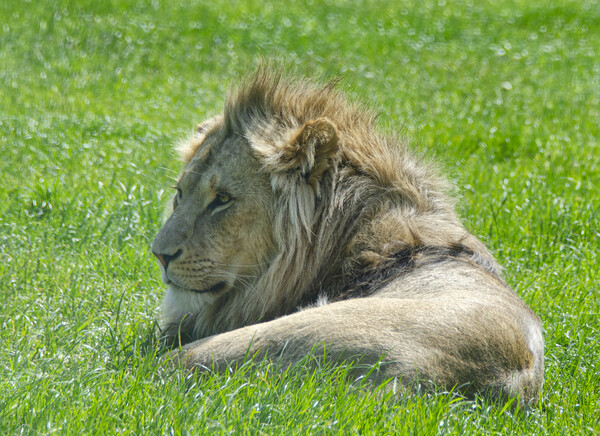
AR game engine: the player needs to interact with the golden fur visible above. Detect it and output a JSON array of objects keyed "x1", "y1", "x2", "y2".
[{"x1": 151, "y1": 68, "x2": 544, "y2": 404}]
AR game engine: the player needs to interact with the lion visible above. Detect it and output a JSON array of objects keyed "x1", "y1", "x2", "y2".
[{"x1": 151, "y1": 68, "x2": 544, "y2": 405}]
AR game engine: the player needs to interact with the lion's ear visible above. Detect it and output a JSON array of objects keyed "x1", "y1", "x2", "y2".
[
  {"x1": 294, "y1": 118, "x2": 338, "y2": 174},
  {"x1": 274, "y1": 118, "x2": 339, "y2": 192},
  {"x1": 176, "y1": 116, "x2": 222, "y2": 163}
]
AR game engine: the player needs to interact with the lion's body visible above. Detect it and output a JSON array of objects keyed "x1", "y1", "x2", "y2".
[{"x1": 151, "y1": 69, "x2": 544, "y2": 404}]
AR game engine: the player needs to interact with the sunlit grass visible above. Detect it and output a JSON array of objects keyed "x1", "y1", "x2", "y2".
[{"x1": 1, "y1": 0, "x2": 598, "y2": 433}]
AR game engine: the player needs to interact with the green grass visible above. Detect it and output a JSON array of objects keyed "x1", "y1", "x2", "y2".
[{"x1": 1, "y1": 0, "x2": 598, "y2": 433}]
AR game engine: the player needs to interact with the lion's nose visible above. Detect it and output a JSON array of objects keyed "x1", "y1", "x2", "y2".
[{"x1": 153, "y1": 249, "x2": 183, "y2": 268}]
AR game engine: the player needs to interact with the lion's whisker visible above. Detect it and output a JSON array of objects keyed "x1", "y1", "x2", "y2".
[
  {"x1": 191, "y1": 262, "x2": 260, "y2": 280},
  {"x1": 159, "y1": 166, "x2": 179, "y2": 175},
  {"x1": 212, "y1": 260, "x2": 271, "y2": 269}
]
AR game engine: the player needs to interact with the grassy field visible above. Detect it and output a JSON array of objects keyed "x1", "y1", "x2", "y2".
[{"x1": 1, "y1": 0, "x2": 599, "y2": 433}]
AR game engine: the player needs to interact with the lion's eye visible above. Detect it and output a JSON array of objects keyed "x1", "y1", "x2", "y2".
[
  {"x1": 209, "y1": 192, "x2": 232, "y2": 213},
  {"x1": 215, "y1": 193, "x2": 231, "y2": 206}
]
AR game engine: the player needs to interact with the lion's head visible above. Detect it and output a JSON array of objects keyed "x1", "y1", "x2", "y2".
[
  {"x1": 152, "y1": 115, "x2": 273, "y2": 295},
  {"x1": 152, "y1": 68, "x2": 499, "y2": 345}
]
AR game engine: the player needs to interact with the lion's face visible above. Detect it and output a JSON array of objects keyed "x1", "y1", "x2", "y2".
[
  {"x1": 154, "y1": 85, "x2": 341, "y2": 337},
  {"x1": 151, "y1": 124, "x2": 275, "y2": 299}
]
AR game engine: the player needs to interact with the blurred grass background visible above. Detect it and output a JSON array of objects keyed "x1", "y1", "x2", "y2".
[{"x1": 1, "y1": 0, "x2": 598, "y2": 433}]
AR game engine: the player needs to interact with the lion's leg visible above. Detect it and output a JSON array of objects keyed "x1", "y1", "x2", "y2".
[{"x1": 172, "y1": 296, "x2": 543, "y2": 404}]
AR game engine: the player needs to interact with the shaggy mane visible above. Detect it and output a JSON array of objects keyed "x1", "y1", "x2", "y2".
[
  {"x1": 223, "y1": 69, "x2": 452, "y2": 212},
  {"x1": 224, "y1": 68, "x2": 375, "y2": 137}
]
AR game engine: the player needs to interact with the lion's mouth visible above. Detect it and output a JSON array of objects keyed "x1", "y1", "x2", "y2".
[
  {"x1": 174, "y1": 281, "x2": 227, "y2": 294},
  {"x1": 195, "y1": 281, "x2": 227, "y2": 294}
]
